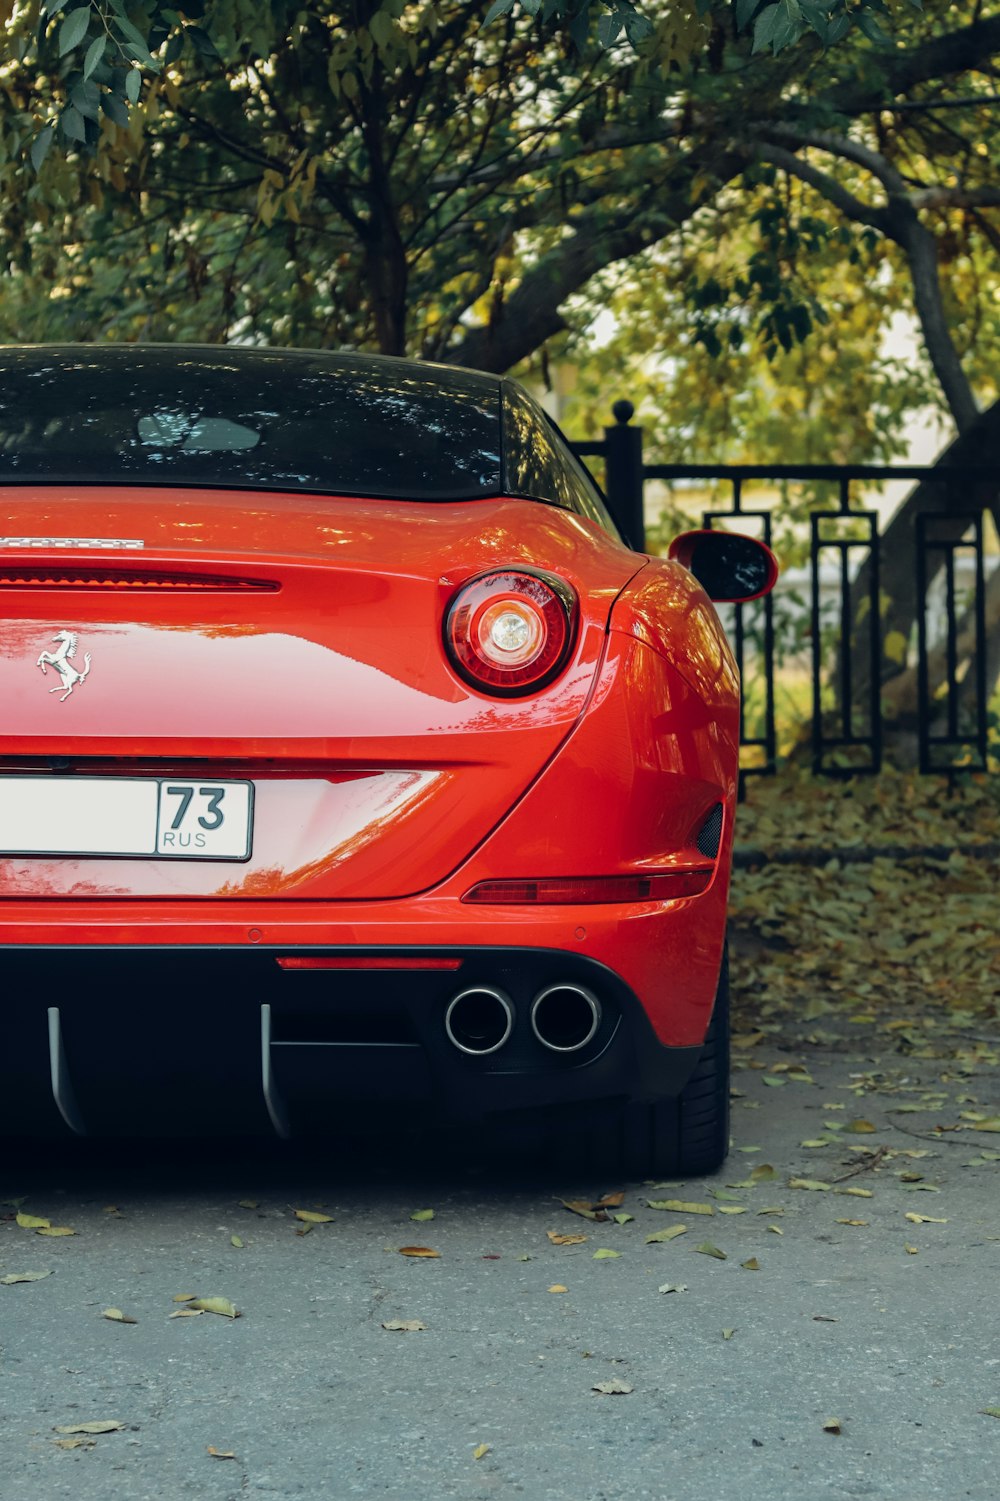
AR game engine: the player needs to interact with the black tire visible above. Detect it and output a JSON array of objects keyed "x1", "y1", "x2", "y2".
[{"x1": 566, "y1": 948, "x2": 730, "y2": 1181}]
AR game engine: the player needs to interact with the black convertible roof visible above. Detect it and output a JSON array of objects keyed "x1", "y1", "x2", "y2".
[{"x1": 0, "y1": 344, "x2": 505, "y2": 500}]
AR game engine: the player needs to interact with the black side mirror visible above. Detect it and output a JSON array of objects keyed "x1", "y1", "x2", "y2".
[{"x1": 668, "y1": 530, "x2": 778, "y2": 603}]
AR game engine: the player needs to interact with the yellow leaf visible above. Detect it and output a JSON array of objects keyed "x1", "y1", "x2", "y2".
[
  {"x1": 410, "y1": 1209, "x2": 435, "y2": 1222},
  {"x1": 741, "y1": 1258, "x2": 760, "y2": 1270},
  {"x1": 230, "y1": 1236, "x2": 243, "y2": 1249},
  {"x1": 836, "y1": 1219, "x2": 868, "y2": 1227},
  {"x1": 693, "y1": 1242, "x2": 727, "y2": 1260},
  {"x1": 547, "y1": 1284, "x2": 568, "y2": 1294},
  {"x1": 169, "y1": 1308, "x2": 203, "y2": 1318},
  {"x1": 648, "y1": 1200, "x2": 714, "y2": 1215},
  {"x1": 546, "y1": 1231, "x2": 587, "y2": 1245},
  {"x1": 16, "y1": 1212, "x2": 50, "y2": 1230},
  {"x1": 904, "y1": 1213, "x2": 947, "y2": 1225},
  {"x1": 717, "y1": 1205, "x2": 747, "y2": 1215},
  {"x1": 592, "y1": 1248, "x2": 620, "y2": 1259},
  {"x1": 884, "y1": 630, "x2": 909, "y2": 665},
  {"x1": 789, "y1": 1179, "x2": 830, "y2": 1191},
  {"x1": 645, "y1": 1224, "x2": 688, "y2": 1244},
  {"x1": 905, "y1": 1244, "x2": 919, "y2": 1254},
  {"x1": 189, "y1": 1297, "x2": 240, "y2": 1318},
  {"x1": 845, "y1": 1119, "x2": 877, "y2": 1134},
  {"x1": 101, "y1": 1308, "x2": 137, "y2": 1324},
  {"x1": 473, "y1": 1443, "x2": 491, "y2": 1460},
  {"x1": 207, "y1": 1447, "x2": 237, "y2": 1459},
  {"x1": 294, "y1": 1210, "x2": 333, "y2": 1224},
  {"x1": 398, "y1": 1246, "x2": 439, "y2": 1257},
  {"x1": 172, "y1": 1293, "x2": 196, "y2": 1303},
  {"x1": 822, "y1": 1418, "x2": 843, "y2": 1435},
  {"x1": 1, "y1": 1270, "x2": 52, "y2": 1283},
  {"x1": 835, "y1": 1187, "x2": 873, "y2": 1198}
]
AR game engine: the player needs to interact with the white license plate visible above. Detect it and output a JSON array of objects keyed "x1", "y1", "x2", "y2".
[{"x1": 0, "y1": 777, "x2": 253, "y2": 860}]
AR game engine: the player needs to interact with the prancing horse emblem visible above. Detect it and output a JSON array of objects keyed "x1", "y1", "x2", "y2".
[{"x1": 36, "y1": 631, "x2": 92, "y2": 702}]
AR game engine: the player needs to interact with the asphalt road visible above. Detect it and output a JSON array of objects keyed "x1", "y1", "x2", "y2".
[{"x1": 2, "y1": 1015, "x2": 999, "y2": 1501}]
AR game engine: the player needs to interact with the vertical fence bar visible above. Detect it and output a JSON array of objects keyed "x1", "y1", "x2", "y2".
[
  {"x1": 810, "y1": 512, "x2": 824, "y2": 775},
  {"x1": 602, "y1": 401, "x2": 645, "y2": 551}
]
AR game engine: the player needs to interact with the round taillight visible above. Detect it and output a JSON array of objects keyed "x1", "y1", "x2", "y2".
[{"x1": 445, "y1": 569, "x2": 576, "y2": 694}]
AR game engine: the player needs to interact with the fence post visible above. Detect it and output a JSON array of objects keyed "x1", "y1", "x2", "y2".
[{"x1": 603, "y1": 400, "x2": 645, "y2": 551}]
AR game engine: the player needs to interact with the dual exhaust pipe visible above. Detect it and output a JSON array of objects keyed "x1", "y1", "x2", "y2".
[{"x1": 444, "y1": 983, "x2": 601, "y2": 1057}]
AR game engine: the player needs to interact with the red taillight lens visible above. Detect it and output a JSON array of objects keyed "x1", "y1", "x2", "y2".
[
  {"x1": 462, "y1": 871, "x2": 713, "y2": 904},
  {"x1": 445, "y1": 569, "x2": 575, "y2": 695}
]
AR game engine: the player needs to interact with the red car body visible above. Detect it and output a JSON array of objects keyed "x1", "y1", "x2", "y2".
[{"x1": 0, "y1": 346, "x2": 774, "y2": 1171}]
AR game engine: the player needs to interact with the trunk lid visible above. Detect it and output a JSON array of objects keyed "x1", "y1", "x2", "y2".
[{"x1": 0, "y1": 487, "x2": 642, "y2": 900}]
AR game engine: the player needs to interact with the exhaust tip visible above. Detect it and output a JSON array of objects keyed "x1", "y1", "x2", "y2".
[
  {"x1": 444, "y1": 987, "x2": 514, "y2": 1056},
  {"x1": 531, "y1": 984, "x2": 601, "y2": 1053}
]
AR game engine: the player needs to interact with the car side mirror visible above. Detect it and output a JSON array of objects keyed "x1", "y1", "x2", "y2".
[{"x1": 667, "y1": 530, "x2": 778, "y2": 604}]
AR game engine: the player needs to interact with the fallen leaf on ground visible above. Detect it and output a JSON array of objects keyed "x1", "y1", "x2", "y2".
[
  {"x1": 102, "y1": 1308, "x2": 137, "y2": 1324},
  {"x1": 294, "y1": 1210, "x2": 333, "y2": 1224},
  {"x1": 189, "y1": 1296, "x2": 240, "y2": 1318},
  {"x1": 36, "y1": 1226, "x2": 75, "y2": 1237},
  {"x1": 547, "y1": 1231, "x2": 587, "y2": 1246},
  {"x1": 16, "y1": 1212, "x2": 50, "y2": 1230},
  {"x1": 1, "y1": 1270, "x2": 52, "y2": 1284},
  {"x1": 169, "y1": 1308, "x2": 204, "y2": 1318},
  {"x1": 789, "y1": 1178, "x2": 830, "y2": 1192},
  {"x1": 845, "y1": 1120, "x2": 877, "y2": 1133},
  {"x1": 592, "y1": 1379, "x2": 633, "y2": 1395},
  {"x1": 822, "y1": 1418, "x2": 843, "y2": 1435},
  {"x1": 54, "y1": 1421, "x2": 124, "y2": 1435},
  {"x1": 613, "y1": 1213, "x2": 634, "y2": 1225},
  {"x1": 410, "y1": 1209, "x2": 435, "y2": 1222},
  {"x1": 741, "y1": 1258, "x2": 761, "y2": 1270},
  {"x1": 645, "y1": 1225, "x2": 688, "y2": 1244},
  {"x1": 905, "y1": 1244, "x2": 919, "y2": 1254},
  {"x1": 53, "y1": 1437, "x2": 93, "y2": 1450},
  {"x1": 767, "y1": 1225, "x2": 784, "y2": 1235},
  {"x1": 382, "y1": 1319, "x2": 426, "y2": 1331},
  {"x1": 548, "y1": 1284, "x2": 568, "y2": 1294},
  {"x1": 648, "y1": 1199, "x2": 714, "y2": 1215},
  {"x1": 813, "y1": 1315, "x2": 838, "y2": 1322},
  {"x1": 693, "y1": 1242, "x2": 727, "y2": 1260},
  {"x1": 561, "y1": 1199, "x2": 602, "y2": 1221},
  {"x1": 398, "y1": 1246, "x2": 439, "y2": 1258},
  {"x1": 230, "y1": 1236, "x2": 244, "y2": 1249},
  {"x1": 473, "y1": 1443, "x2": 491, "y2": 1460},
  {"x1": 172, "y1": 1293, "x2": 196, "y2": 1303},
  {"x1": 207, "y1": 1447, "x2": 237, "y2": 1459},
  {"x1": 658, "y1": 1283, "x2": 687, "y2": 1293},
  {"x1": 717, "y1": 1206, "x2": 747, "y2": 1215},
  {"x1": 722, "y1": 1328, "x2": 736, "y2": 1340},
  {"x1": 904, "y1": 1213, "x2": 947, "y2": 1225},
  {"x1": 981, "y1": 1408, "x2": 1000, "y2": 1419},
  {"x1": 592, "y1": 1248, "x2": 620, "y2": 1259},
  {"x1": 836, "y1": 1220, "x2": 868, "y2": 1227},
  {"x1": 237, "y1": 1199, "x2": 258, "y2": 1209},
  {"x1": 835, "y1": 1187, "x2": 873, "y2": 1198}
]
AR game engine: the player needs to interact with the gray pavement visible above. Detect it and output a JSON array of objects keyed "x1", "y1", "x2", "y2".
[{"x1": 2, "y1": 1019, "x2": 999, "y2": 1501}]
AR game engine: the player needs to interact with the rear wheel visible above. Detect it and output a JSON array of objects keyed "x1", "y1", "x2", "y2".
[{"x1": 566, "y1": 948, "x2": 730, "y2": 1181}]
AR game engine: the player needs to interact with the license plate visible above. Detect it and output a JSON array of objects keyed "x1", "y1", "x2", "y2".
[{"x1": 0, "y1": 777, "x2": 253, "y2": 860}]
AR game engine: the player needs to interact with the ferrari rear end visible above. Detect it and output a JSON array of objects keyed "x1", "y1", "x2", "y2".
[{"x1": 0, "y1": 345, "x2": 770, "y2": 1174}]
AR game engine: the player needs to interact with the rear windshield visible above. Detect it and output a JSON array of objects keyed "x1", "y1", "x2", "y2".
[{"x1": 0, "y1": 348, "x2": 502, "y2": 500}]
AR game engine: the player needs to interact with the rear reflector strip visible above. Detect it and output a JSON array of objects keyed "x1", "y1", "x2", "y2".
[
  {"x1": 276, "y1": 957, "x2": 463, "y2": 971},
  {"x1": 0, "y1": 568, "x2": 279, "y2": 591},
  {"x1": 462, "y1": 871, "x2": 713, "y2": 904}
]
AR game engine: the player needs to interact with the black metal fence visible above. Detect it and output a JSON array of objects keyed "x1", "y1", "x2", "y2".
[{"x1": 571, "y1": 405, "x2": 997, "y2": 778}]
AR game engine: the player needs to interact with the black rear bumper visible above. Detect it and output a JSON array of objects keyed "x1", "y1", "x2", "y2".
[{"x1": 0, "y1": 946, "x2": 702, "y2": 1137}]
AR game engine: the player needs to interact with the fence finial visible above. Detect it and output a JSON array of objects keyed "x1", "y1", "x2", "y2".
[{"x1": 612, "y1": 399, "x2": 634, "y2": 425}]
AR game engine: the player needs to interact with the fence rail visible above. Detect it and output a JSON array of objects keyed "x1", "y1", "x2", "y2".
[{"x1": 570, "y1": 405, "x2": 997, "y2": 777}]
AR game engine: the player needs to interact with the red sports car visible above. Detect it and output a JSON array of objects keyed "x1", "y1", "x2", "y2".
[{"x1": 0, "y1": 345, "x2": 776, "y2": 1173}]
